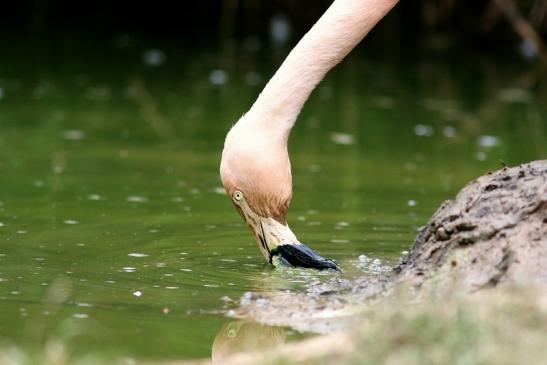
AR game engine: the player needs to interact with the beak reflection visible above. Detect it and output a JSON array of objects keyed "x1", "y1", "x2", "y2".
[{"x1": 212, "y1": 320, "x2": 286, "y2": 364}]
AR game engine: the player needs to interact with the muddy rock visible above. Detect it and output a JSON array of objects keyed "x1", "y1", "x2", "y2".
[
  {"x1": 230, "y1": 275, "x2": 392, "y2": 333},
  {"x1": 396, "y1": 160, "x2": 547, "y2": 291}
]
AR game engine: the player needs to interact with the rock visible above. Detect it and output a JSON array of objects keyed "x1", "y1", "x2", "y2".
[{"x1": 396, "y1": 160, "x2": 547, "y2": 292}]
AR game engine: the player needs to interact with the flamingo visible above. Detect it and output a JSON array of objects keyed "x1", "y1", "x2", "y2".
[{"x1": 220, "y1": 0, "x2": 398, "y2": 270}]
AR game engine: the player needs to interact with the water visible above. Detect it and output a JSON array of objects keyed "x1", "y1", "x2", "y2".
[{"x1": 0, "y1": 38, "x2": 545, "y2": 362}]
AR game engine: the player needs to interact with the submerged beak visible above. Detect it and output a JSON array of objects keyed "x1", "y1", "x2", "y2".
[
  {"x1": 231, "y1": 190, "x2": 339, "y2": 271},
  {"x1": 253, "y1": 217, "x2": 340, "y2": 271}
]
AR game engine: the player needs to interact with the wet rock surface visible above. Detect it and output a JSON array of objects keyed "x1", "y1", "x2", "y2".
[
  {"x1": 396, "y1": 159, "x2": 547, "y2": 291},
  {"x1": 231, "y1": 275, "x2": 393, "y2": 333},
  {"x1": 232, "y1": 160, "x2": 547, "y2": 332}
]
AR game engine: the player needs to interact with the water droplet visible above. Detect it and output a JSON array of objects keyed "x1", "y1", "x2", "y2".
[
  {"x1": 442, "y1": 126, "x2": 456, "y2": 138},
  {"x1": 476, "y1": 151, "x2": 487, "y2": 161},
  {"x1": 270, "y1": 14, "x2": 291, "y2": 45},
  {"x1": 209, "y1": 70, "x2": 228, "y2": 86},
  {"x1": 127, "y1": 196, "x2": 147, "y2": 203},
  {"x1": 477, "y1": 135, "x2": 500, "y2": 148},
  {"x1": 62, "y1": 130, "x2": 85, "y2": 141},
  {"x1": 407, "y1": 200, "x2": 417, "y2": 207},
  {"x1": 518, "y1": 39, "x2": 538, "y2": 60},
  {"x1": 128, "y1": 253, "x2": 148, "y2": 258},
  {"x1": 329, "y1": 132, "x2": 354, "y2": 145},
  {"x1": 414, "y1": 124, "x2": 433, "y2": 137},
  {"x1": 0, "y1": 222, "x2": 4, "y2": 227},
  {"x1": 330, "y1": 239, "x2": 349, "y2": 243},
  {"x1": 404, "y1": 162, "x2": 417, "y2": 171},
  {"x1": 142, "y1": 49, "x2": 166, "y2": 66},
  {"x1": 213, "y1": 187, "x2": 226, "y2": 195},
  {"x1": 308, "y1": 164, "x2": 321, "y2": 173},
  {"x1": 358, "y1": 254, "x2": 369, "y2": 262},
  {"x1": 307, "y1": 221, "x2": 322, "y2": 226}
]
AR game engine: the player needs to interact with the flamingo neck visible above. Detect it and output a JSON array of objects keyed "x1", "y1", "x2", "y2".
[{"x1": 243, "y1": 0, "x2": 398, "y2": 141}]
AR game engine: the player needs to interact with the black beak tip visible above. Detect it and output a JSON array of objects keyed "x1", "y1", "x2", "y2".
[{"x1": 273, "y1": 243, "x2": 341, "y2": 272}]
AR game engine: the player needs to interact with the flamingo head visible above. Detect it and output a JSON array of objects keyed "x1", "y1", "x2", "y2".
[{"x1": 220, "y1": 115, "x2": 339, "y2": 271}]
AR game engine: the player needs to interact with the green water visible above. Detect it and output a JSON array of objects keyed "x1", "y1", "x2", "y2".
[{"x1": 0, "y1": 39, "x2": 545, "y2": 362}]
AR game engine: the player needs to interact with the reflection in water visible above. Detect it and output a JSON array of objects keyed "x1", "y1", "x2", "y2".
[{"x1": 211, "y1": 320, "x2": 286, "y2": 363}]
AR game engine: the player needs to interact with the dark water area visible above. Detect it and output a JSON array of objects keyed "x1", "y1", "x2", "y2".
[{"x1": 0, "y1": 35, "x2": 545, "y2": 362}]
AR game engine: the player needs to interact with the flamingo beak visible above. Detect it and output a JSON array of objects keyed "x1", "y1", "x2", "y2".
[
  {"x1": 232, "y1": 191, "x2": 340, "y2": 271},
  {"x1": 250, "y1": 215, "x2": 340, "y2": 271}
]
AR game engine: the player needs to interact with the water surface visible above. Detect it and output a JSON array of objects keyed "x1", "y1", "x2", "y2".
[{"x1": 0, "y1": 39, "x2": 545, "y2": 362}]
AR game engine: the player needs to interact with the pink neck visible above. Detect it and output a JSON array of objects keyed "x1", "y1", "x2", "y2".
[{"x1": 245, "y1": 0, "x2": 398, "y2": 141}]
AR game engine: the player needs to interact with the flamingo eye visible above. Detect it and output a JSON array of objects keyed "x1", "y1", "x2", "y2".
[{"x1": 233, "y1": 190, "x2": 243, "y2": 202}]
